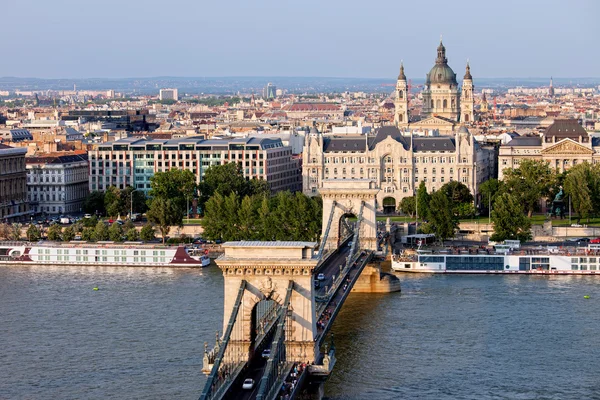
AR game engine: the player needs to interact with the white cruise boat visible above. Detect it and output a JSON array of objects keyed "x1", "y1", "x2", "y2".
[
  {"x1": 0, "y1": 241, "x2": 211, "y2": 268},
  {"x1": 392, "y1": 245, "x2": 600, "y2": 275}
]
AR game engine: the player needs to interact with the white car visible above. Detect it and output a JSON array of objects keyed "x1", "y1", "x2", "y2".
[
  {"x1": 242, "y1": 378, "x2": 254, "y2": 390},
  {"x1": 262, "y1": 348, "x2": 271, "y2": 359},
  {"x1": 317, "y1": 273, "x2": 325, "y2": 281}
]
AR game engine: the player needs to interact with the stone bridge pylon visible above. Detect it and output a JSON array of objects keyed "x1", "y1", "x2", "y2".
[
  {"x1": 319, "y1": 179, "x2": 379, "y2": 252},
  {"x1": 216, "y1": 241, "x2": 320, "y2": 364}
]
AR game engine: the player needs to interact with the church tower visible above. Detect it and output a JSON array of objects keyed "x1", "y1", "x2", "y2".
[
  {"x1": 422, "y1": 40, "x2": 460, "y2": 121},
  {"x1": 461, "y1": 62, "x2": 474, "y2": 123},
  {"x1": 549, "y1": 77, "x2": 555, "y2": 97},
  {"x1": 394, "y1": 62, "x2": 409, "y2": 126}
]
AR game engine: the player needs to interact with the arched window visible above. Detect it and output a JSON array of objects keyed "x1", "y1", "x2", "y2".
[
  {"x1": 443, "y1": 99, "x2": 448, "y2": 108},
  {"x1": 464, "y1": 114, "x2": 470, "y2": 122},
  {"x1": 399, "y1": 114, "x2": 403, "y2": 122},
  {"x1": 431, "y1": 99, "x2": 434, "y2": 108},
  {"x1": 436, "y1": 99, "x2": 441, "y2": 109},
  {"x1": 399, "y1": 90, "x2": 403, "y2": 99},
  {"x1": 360, "y1": 168, "x2": 364, "y2": 175}
]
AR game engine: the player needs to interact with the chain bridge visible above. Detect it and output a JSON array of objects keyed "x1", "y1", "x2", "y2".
[{"x1": 199, "y1": 180, "x2": 400, "y2": 400}]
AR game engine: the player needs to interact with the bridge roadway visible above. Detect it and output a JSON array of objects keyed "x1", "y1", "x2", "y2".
[{"x1": 225, "y1": 245, "x2": 353, "y2": 400}]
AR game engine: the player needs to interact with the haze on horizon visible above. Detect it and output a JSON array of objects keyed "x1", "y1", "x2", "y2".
[{"x1": 4, "y1": 0, "x2": 598, "y2": 80}]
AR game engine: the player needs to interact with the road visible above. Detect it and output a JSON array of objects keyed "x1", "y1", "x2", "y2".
[
  {"x1": 315, "y1": 244, "x2": 352, "y2": 296},
  {"x1": 235, "y1": 358, "x2": 267, "y2": 400}
]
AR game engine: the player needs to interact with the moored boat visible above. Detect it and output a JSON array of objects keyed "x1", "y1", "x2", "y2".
[
  {"x1": 0, "y1": 241, "x2": 211, "y2": 268},
  {"x1": 392, "y1": 245, "x2": 600, "y2": 275}
]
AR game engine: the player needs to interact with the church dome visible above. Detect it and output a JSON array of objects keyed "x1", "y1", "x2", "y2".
[{"x1": 426, "y1": 40, "x2": 458, "y2": 86}]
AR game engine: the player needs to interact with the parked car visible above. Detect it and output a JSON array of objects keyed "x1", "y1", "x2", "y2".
[
  {"x1": 242, "y1": 379, "x2": 255, "y2": 390},
  {"x1": 84, "y1": 214, "x2": 92, "y2": 219},
  {"x1": 576, "y1": 238, "x2": 590, "y2": 245},
  {"x1": 590, "y1": 238, "x2": 600, "y2": 244}
]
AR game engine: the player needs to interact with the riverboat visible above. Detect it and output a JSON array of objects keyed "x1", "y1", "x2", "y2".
[
  {"x1": 392, "y1": 245, "x2": 600, "y2": 275},
  {"x1": 0, "y1": 241, "x2": 211, "y2": 268}
]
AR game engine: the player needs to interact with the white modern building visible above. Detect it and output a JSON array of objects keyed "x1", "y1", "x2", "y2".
[
  {"x1": 88, "y1": 136, "x2": 301, "y2": 194},
  {"x1": 159, "y1": 88, "x2": 179, "y2": 101}
]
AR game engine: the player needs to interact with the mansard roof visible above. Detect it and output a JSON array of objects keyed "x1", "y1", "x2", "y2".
[
  {"x1": 413, "y1": 137, "x2": 456, "y2": 152},
  {"x1": 368, "y1": 126, "x2": 409, "y2": 150},
  {"x1": 543, "y1": 119, "x2": 587, "y2": 139},
  {"x1": 323, "y1": 136, "x2": 366, "y2": 152},
  {"x1": 504, "y1": 137, "x2": 543, "y2": 147}
]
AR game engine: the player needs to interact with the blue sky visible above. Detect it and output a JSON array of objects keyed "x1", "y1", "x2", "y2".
[{"x1": 4, "y1": 0, "x2": 598, "y2": 79}]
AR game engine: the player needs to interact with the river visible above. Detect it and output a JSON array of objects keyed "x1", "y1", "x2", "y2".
[{"x1": 1, "y1": 264, "x2": 599, "y2": 399}]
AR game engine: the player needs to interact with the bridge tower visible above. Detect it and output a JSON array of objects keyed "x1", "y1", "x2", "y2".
[
  {"x1": 319, "y1": 179, "x2": 379, "y2": 252},
  {"x1": 216, "y1": 241, "x2": 320, "y2": 364}
]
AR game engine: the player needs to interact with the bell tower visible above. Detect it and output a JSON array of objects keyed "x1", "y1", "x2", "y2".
[
  {"x1": 394, "y1": 62, "x2": 409, "y2": 126},
  {"x1": 461, "y1": 62, "x2": 474, "y2": 123}
]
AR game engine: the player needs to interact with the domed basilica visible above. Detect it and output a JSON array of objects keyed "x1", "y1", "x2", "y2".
[{"x1": 395, "y1": 40, "x2": 474, "y2": 131}]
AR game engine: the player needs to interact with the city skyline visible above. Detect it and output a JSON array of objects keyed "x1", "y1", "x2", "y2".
[{"x1": 4, "y1": 0, "x2": 598, "y2": 79}]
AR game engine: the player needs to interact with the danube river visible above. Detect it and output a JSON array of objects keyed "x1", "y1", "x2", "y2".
[{"x1": 2, "y1": 264, "x2": 600, "y2": 399}]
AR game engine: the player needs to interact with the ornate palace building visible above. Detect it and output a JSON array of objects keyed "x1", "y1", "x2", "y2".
[
  {"x1": 498, "y1": 119, "x2": 600, "y2": 180},
  {"x1": 302, "y1": 40, "x2": 492, "y2": 212},
  {"x1": 302, "y1": 125, "x2": 495, "y2": 212}
]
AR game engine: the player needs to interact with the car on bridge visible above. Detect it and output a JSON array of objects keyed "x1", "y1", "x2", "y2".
[
  {"x1": 242, "y1": 378, "x2": 255, "y2": 390},
  {"x1": 317, "y1": 273, "x2": 325, "y2": 281},
  {"x1": 262, "y1": 348, "x2": 271, "y2": 359}
]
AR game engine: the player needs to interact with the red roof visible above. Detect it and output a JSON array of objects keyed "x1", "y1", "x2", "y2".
[{"x1": 284, "y1": 103, "x2": 341, "y2": 112}]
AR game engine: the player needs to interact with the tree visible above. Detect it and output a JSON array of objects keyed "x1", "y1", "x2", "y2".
[
  {"x1": 400, "y1": 196, "x2": 416, "y2": 217},
  {"x1": 83, "y1": 216, "x2": 99, "y2": 228},
  {"x1": 201, "y1": 192, "x2": 227, "y2": 241},
  {"x1": 81, "y1": 227, "x2": 94, "y2": 241},
  {"x1": 423, "y1": 190, "x2": 457, "y2": 244},
  {"x1": 93, "y1": 221, "x2": 109, "y2": 241},
  {"x1": 149, "y1": 169, "x2": 197, "y2": 216},
  {"x1": 10, "y1": 223, "x2": 22, "y2": 240},
  {"x1": 237, "y1": 195, "x2": 257, "y2": 240},
  {"x1": 104, "y1": 186, "x2": 122, "y2": 218},
  {"x1": 47, "y1": 224, "x2": 63, "y2": 241},
  {"x1": 121, "y1": 186, "x2": 147, "y2": 216},
  {"x1": 198, "y1": 163, "x2": 247, "y2": 210},
  {"x1": 123, "y1": 220, "x2": 135, "y2": 232},
  {"x1": 222, "y1": 192, "x2": 240, "y2": 241},
  {"x1": 126, "y1": 228, "x2": 140, "y2": 241},
  {"x1": 108, "y1": 223, "x2": 124, "y2": 242},
  {"x1": 502, "y1": 159, "x2": 555, "y2": 217},
  {"x1": 563, "y1": 162, "x2": 600, "y2": 221},
  {"x1": 83, "y1": 191, "x2": 105, "y2": 215},
  {"x1": 62, "y1": 226, "x2": 75, "y2": 242},
  {"x1": 479, "y1": 178, "x2": 503, "y2": 216},
  {"x1": 490, "y1": 193, "x2": 532, "y2": 242},
  {"x1": 0, "y1": 223, "x2": 11, "y2": 240},
  {"x1": 416, "y1": 181, "x2": 431, "y2": 222},
  {"x1": 146, "y1": 197, "x2": 180, "y2": 243},
  {"x1": 441, "y1": 181, "x2": 474, "y2": 205},
  {"x1": 256, "y1": 195, "x2": 274, "y2": 241},
  {"x1": 140, "y1": 223, "x2": 155, "y2": 242},
  {"x1": 26, "y1": 224, "x2": 41, "y2": 241}
]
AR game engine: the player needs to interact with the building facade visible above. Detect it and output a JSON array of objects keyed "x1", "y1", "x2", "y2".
[
  {"x1": 159, "y1": 88, "x2": 178, "y2": 101},
  {"x1": 302, "y1": 126, "x2": 494, "y2": 211},
  {"x1": 0, "y1": 144, "x2": 28, "y2": 222},
  {"x1": 498, "y1": 119, "x2": 600, "y2": 180},
  {"x1": 88, "y1": 136, "x2": 301, "y2": 194},
  {"x1": 27, "y1": 153, "x2": 89, "y2": 215}
]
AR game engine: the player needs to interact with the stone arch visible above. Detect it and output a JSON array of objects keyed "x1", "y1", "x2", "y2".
[
  {"x1": 382, "y1": 196, "x2": 396, "y2": 214},
  {"x1": 443, "y1": 99, "x2": 448, "y2": 108},
  {"x1": 436, "y1": 99, "x2": 441, "y2": 109}
]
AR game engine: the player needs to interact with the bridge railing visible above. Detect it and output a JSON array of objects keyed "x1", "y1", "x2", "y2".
[
  {"x1": 256, "y1": 281, "x2": 295, "y2": 400},
  {"x1": 199, "y1": 280, "x2": 247, "y2": 400}
]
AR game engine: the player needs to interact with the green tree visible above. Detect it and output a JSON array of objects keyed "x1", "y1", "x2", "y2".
[
  {"x1": 237, "y1": 195, "x2": 257, "y2": 240},
  {"x1": 256, "y1": 195, "x2": 274, "y2": 240},
  {"x1": 201, "y1": 192, "x2": 227, "y2": 241},
  {"x1": 490, "y1": 193, "x2": 532, "y2": 242},
  {"x1": 81, "y1": 227, "x2": 94, "y2": 241},
  {"x1": 146, "y1": 197, "x2": 180, "y2": 243},
  {"x1": 502, "y1": 159, "x2": 555, "y2": 217},
  {"x1": 140, "y1": 223, "x2": 155, "y2": 242},
  {"x1": 10, "y1": 223, "x2": 22, "y2": 240},
  {"x1": 108, "y1": 223, "x2": 124, "y2": 241},
  {"x1": 563, "y1": 162, "x2": 600, "y2": 221},
  {"x1": 0, "y1": 223, "x2": 11, "y2": 240},
  {"x1": 26, "y1": 224, "x2": 41, "y2": 241},
  {"x1": 47, "y1": 224, "x2": 63, "y2": 241},
  {"x1": 123, "y1": 220, "x2": 135, "y2": 232},
  {"x1": 416, "y1": 181, "x2": 431, "y2": 222},
  {"x1": 423, "y1": 190, "x2": 457, "y2": 244},
  {"x1": 149, "y1": 169, "x2": 196, "y2": 215},
  {"x1": 62, "y1": 226, "x2": 75, "y2": 242},
  {"x1": 479, "y1": 178, "x2": 503, "y2": 216},
  {"x1": 83, "y1": 215, "x2": 99, "y2": 228},
  {"x1": 441, "y1": 181, "x2": 474, "y2": 204},
  {"x1": 198, "y1": 163, "x2": 247, "y2": 211},
  {"x1": 400, "y1": 196, "x2": 416, "y2": 217},
  {"x1": 222, "y1": 192, "x2": 240, "y2": 241},
  {"x1": 83, "y1": 191, "x2": 105, "y2": 215},
  {"x1": 126, "y1": 228, "x2": 140, "y2": 241},
  {"x1": 121, "y1": 186, "x2": 148, "y2": 216},
  {"x1": 93, "y1": 221, "x2": 109, "y2": 241},
  {"x1": 104, "y1": 186, "x2": 122, "y2": 218}
]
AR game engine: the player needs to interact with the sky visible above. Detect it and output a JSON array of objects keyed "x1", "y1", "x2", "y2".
[{"x1": 3, "y1": 0, "x2": 598, "y2": 79}]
